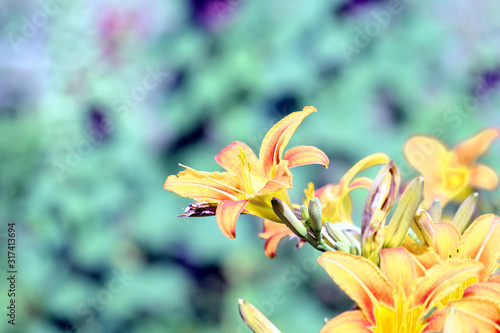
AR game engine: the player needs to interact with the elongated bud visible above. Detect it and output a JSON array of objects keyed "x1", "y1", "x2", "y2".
[
  {"x1": 308, "y1": 198, "x2": 323, "y2": 238},
  {"x1": 411, "y1": 208, "x2": 435, "y2": 246},
  {"x1": 442, "y1": 307, "x2": 460, "y2": 333},
  {"x1": 361, "y1": 162, "x2": 400, "y2": 265},
  {"x1": 452, "y1": 193, "x2": 478, "y2": 233},
  {"x1": 383, "y1": 177, "x2": 424, "y2": 248},
  {"x1": 271, "y1": 197, "x2": 308, "y2": 238},
  {"x1": 321, "y1": 227, "x2": 336, "y2": 248},
  {"x1": 429, "y1": 199, "x2": 442, "y2": 222},
  {"x1": 300, "y1": 204, "x2": 310, "y2": 221},
  {"x1": 342, "y1": 229, "x2": 361, "y2": 255},
  {"x1": 325, "y1": 222, "x2": 351, "y2": 245},
  {"x1": 238, "y1": 299, "x2": 281, "y2": 333},
  {"x1": 335, "y1": 242, "x2": 350, "y2": 253}
]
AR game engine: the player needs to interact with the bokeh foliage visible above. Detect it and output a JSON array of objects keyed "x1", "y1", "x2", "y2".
[{"x1": 0, "y1": 0, "x2": 499, "y2": 332}]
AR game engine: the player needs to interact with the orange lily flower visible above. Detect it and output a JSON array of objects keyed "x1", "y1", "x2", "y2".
[
  {"x1": 318, "y1": 248, "x2": 484, "y2": 333},
  {"x1": 404, "y1": 214, "x2": 500, "y2": 284},
  {"x1": 164, "y1": 106, "x2": 329, "y2": 239},
  {"x1": 426, "y1": 280, "x2": 500, "y2": 332},
  {"x1": 258, "y1": 153, "x2": 389, "y2": 258},
  {"x1": 404, "y1": 127, "x2": 499, "y2": 207}
]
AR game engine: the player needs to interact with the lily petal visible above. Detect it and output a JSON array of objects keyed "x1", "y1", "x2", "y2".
[
  {"x1": 462, "y1": 281, "x2": 500, "y2": 304},
  {"x1": 414, "y1": 258, "x2": 483, "y2": 311},
  {"x1": 318, "y1": 251, "x2": 393, "y2": 324},
  {"x1": 348, "y1": 177, "x2": 373, "y2": 190},
  {"x1": 433, "y1": 222, "x2": 461, "y2": 260},
  {"x1": 461, "y1": 214, "x2": 500, "y2": 281},
  {"x1": 401, "y1": 236, "x2": 442, "y2": 274},
  {"x1": 216, "y1": 200, "x2": 248, "y2": 239},
  {"x1": 258, "y1": 220, "x2": 293, "y2": 258},
  {"x1": 320, "y1": 310, "x2": 372, "y2": 333},
  {"x1": 257, "y1": 161, "x2": 293, "y2": 196},
  {"x1": 426, "y1": 298, "x2": 500, "y2": 333},
  {"x1": 164, "y1": 167, "x2": 241, "y2": 202},
  {"x1": 339, "y1": 153, "x2": 390, "y2": 190},
  {"x1": 259, "y1": 106, "x2": 317, "y2": 177},
  {"x1": 380, "y1": 248, "x2": 417, "y2": 295},
  {"x1": 404, "y1": 135, "x2": 449, "y2": 183},
  {"x1": 283, "y1": 145, "x2": 329, "y2": 169},
  {"x1": 469, "y1": 164, "x2": 499, "y2": 190},
  {"x1": 454, "y1": 127, "x2": 499, "y2": 166},
  {"x1": 215, "y1": 141, "x2": 265, "y2": 184}
]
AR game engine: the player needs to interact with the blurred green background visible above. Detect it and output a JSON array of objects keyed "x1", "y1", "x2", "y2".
[{"x1": 1, "y1": 0, "x2": 500, "y2": 332}]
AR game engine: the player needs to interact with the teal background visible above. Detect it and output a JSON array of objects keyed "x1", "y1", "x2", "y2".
[{"x1": 0, "y1": 0, "x2": 499, "y2": 332}]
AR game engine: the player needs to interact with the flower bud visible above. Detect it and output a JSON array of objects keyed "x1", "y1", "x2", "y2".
[
  {"x1": 325, "y1": 222, "x2": 351, "y2": 245},
  {"x1": 308, "y1": 197, "x2": 323, "y2": 238},
  {"x1": 383, "y1": 177, "x2": 423, "y2": 248},
  {"x1": 271, "y1": 197, "x2": 308, "y2": 238},
  {"x1": 442, "y1": 307, "x2": 460, "y2": 333},
  {"x1": 411, "y1": 208, "x2": 435, "y2": 246},
  {"x1": 238, "y1": 299, "x2": 281, "y2": 333},
  {"x1": 429, "y1": 199, "x2": 442, "y2": 222},
  {"x1": 361, "y1": 162, "x2": 400, "y2": 265},
  {"x1": 452, "y1": 193, "x2": 478, "y2": 234},
  {"x1": 300, "y1": 204, "x2": 310, "y2": 221}
]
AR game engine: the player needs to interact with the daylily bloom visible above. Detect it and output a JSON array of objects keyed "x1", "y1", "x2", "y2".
[
  {"x1": 404, "y1": 127, "x2": 499, "y2": 207},
  {"x1": 404, "y1": 214, "x2": 500, "y2": 284},
  {"x1": 318, "y1": 248, "x2": 484, "y2": 333},
  {"x1": 164, "y1": 106, "x2": 329, "y2": 239},
  {"x1": 258, "y1": 153, "x2": 389, "y2": 258},
  {"x1": 426, "y1": 280, "x2": 500, "y2": 332}
]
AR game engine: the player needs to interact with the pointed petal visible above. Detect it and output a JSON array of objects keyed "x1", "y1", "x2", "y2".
[
  {"x1": 402, "y1": 236, "x2": 442, "y2": 275},
  {"x1": 348, "y1": 177, "x2": 373, "y2": 190},
  {"x1": 215, "y1": 141, "x2": 264, "y2": 181},
  {"x1": 339, "y1": 153, "x2": 390, "y2": 190},
  {"x1": 303, "y1": 182, "x2": 315, "y2": 202},
  {"x1": 469, "y1": 164, "x2": 499, "y2": 190},
  {"x1": 318, "y1": 251, "x2": 393, "y2": 324},
  {"x1": 238, "y1": 299, "x2": 281, "y2": 333},
  {"x1": 164, "y1": 167, "x2": 240, "y2": 202},
  {"x1": 461, "y1": 214, "x2": 500, "y2": 281},
  {"x1": 454, "y1": 127, "x2": 499, "y2": 165},
  {"x1": 380, "y1": 248, "x2": 417, "y2": 295},
  {"x1": 426, "y1": 299, "x2": 500, "y2": 333},
  {"x1": 320, "y1": 310, "x2": 372, "y2": 333},
  {"x1": 414, "y1": 259, "x2": 483, "y2": 311},
  {"x1": 258, "y1": 220, "x2": 293, "y2": 258},
  {"x1": 257, "y1": 161, "x2": 293, "y2": 195},
  {"x1": 283, "y1": 145, "x2": 329, "y2": 169},
  {"x1": 404, "y1": 135, "x2": 450, "y2": 183},
  {"x1": 462, "y1": 281, "x2": 500, "y2": 304},
  {"x1": 433, "y1": 222, "x2": 461, "y2": 260},
  {"x1": 259, "y1": 106, "x2": 317, "y2": 177},
  {"x1": 216, "y1": 200, "x2": 248, "y2": 239}
]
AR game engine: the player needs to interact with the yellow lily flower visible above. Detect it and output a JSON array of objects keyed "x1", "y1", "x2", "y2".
[
  {"x1": 318, "y1": 248, "x2": 484, "y2": 333},
  {"x1": 404, "y1": 127, "x2": 499, "y2": 207},
  {"x1": 258, "y1": 153, "x2": 388, "y2": 258},
  {"x1": 164, "y1": 106, "x2": 329, "y2": 239}
]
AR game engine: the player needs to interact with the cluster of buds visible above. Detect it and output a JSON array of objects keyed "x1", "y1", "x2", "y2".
[
  {"x1": 271, "y1": 161, "x2": 431, "y2": 265},
  {"x1": 271, "y1": 196, "x2": 362, "y2": 255}
]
